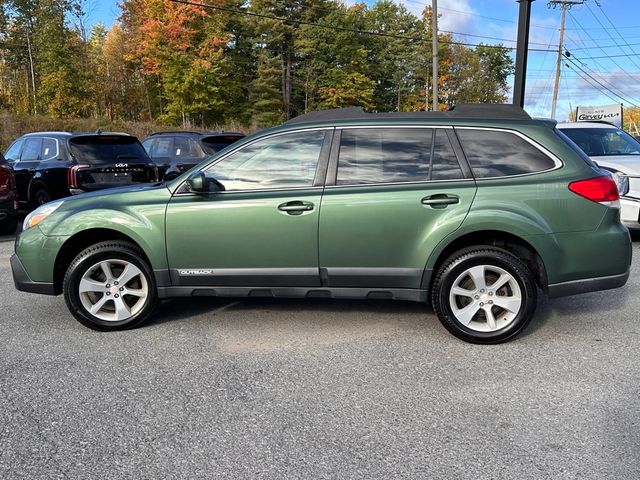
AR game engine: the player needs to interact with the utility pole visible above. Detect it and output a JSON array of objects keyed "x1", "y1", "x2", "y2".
[
  {"x1": 549, "y1": 0, "x2": 585, "y2": 119},
  {"x1": 432, "y1": 0, "x2": 438, "y2": 111}
]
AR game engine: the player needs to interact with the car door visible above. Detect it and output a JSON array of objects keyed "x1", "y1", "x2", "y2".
[
  {"x1": 318, "y1": 126, "x2": 477, "y2": 289},
  {"x1": 165, "y1": 128, "x2": 332, "y2": 288},
  {"x1": 12, "y1": 137, "x2": 42, "y2": 205}
]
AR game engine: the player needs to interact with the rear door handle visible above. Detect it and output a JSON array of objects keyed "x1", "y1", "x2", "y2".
[
  {"x1": 278, "y1": 201, "x2": 314, "y2": 215},
  {"x1": 421, "y1": 194, "x2": 460, "y2": 208}
]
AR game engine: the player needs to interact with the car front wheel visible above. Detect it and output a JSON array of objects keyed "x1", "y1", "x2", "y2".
[
  {"x1": 63, "y1": 241, "x2": 158, "y2": 330},
  {"x1": 431, "y1": 246, "x2": 537, "y2": 344}
]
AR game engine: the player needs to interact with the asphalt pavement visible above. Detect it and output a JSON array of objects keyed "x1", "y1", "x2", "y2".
[{"x1": 1, "y1": 232, "x2": 639, "y2": 479}]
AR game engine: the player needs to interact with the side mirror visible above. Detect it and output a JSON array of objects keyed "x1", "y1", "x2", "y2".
[
  {"x1": 186, "y1": 171, "x2": 225, "y2": 194},
  {"x1": 187, "y1": 171, "x2": 206, "y2": 192}
]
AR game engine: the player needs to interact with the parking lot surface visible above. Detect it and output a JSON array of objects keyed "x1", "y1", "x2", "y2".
[{"x1": 1, "y1": 233, "x2": 639, "y2": 479}]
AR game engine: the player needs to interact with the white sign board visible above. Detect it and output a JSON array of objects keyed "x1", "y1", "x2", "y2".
[{"x1": 576, "y1": 104, "x2": 623, "y2": 128}]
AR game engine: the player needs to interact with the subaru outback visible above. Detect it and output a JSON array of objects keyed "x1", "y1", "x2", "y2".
[{"x1": 10, "y1": 104, "x2": 632, "y2": 343}]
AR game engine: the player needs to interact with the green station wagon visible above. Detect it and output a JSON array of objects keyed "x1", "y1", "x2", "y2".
[{"x1": 11, "y1": 104, "x2": 632, "y2": 343}]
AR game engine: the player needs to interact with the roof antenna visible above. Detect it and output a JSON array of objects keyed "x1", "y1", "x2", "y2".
[{"x1": 95, "y1": 128, "x2": 102, "y2": 135}]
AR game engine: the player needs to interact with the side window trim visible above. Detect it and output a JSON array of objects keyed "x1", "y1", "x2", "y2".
[
  {"x1": 312, "y1": 128, "x2": 335, "y2": 187},
  {"x1": 453, "y1": 126, "x2": 563, "y2": 180},
  {"x1": 4, "y1": 139, "x2": 24, "y2": 162}
]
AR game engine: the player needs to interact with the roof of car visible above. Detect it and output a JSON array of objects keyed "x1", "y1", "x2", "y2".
[
  {"x1": 556, "y1": 121, "x2": 618, "y2": 129},
  {"x1": 21, "y1": 131, "x2": 132, "y2": 138},
  {"x1": 285, "y1": 103, "x2": 532, "y2": 125},
  {"x1": 148, "y1": 131, "x2": 244, "y2": 137}
]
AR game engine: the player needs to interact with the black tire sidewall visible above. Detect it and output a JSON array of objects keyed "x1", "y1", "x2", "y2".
[
  {"x1": 63, "y1": 242, "x2": 157, "y2": 331},
  {"x1": 433, "y1": 248, "x2": 537, "y2": 344}
]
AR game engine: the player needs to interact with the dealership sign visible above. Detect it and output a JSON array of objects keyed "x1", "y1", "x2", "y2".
[{"x1": 575, "y1": 104, "x2": 623, "y2": 128}]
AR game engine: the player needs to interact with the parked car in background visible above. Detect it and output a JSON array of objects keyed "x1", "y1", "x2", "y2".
[
  {"x1": 0, "y1": 152, "x2": 19, "y2": 235},
  {"x1": 3, "y1": 132, "x2": 158, "y2": 211},
  {"x1": 142, "y1": 131, "x2": 245, "y2": 180},
  {"x1": 558, "y1": 121, "x2": 640, "y2": 229},
  {"x1": 11, "y1": 105, "x2": 631, "y2": 343}
]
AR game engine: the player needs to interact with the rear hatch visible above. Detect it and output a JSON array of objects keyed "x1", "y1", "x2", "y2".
[{"x1": 68, "y1": 135, "x2": 158, "y2": 191}]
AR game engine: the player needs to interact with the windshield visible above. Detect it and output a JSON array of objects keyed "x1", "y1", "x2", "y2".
[
  {"x1": 69, "y1": 135, "x2": 149, "y2": 164},
  {"x1": 559, "y1": 127, "x2": 640, "y2": 156}
]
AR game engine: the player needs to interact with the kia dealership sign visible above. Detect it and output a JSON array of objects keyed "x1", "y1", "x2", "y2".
[{"x1": 575, "y1": 104, "x2": 623, "y2": 127}]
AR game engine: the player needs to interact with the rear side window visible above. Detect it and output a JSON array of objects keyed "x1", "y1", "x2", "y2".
[
  {"x1": 69, "y1": 136, "x2": 149, "y2": 164},
  {"x1": 41, "y1": 138, "x2": 58, "y2": 160},
  {"x1": 336, "y1": 128, "x2": 463, "y2": 185},
  {"x1": 456, "y1": 129, "x2": 556, "y2": 178},
  {"x1": 174, "y1": 137, "x2": 204, "y2": 159}
]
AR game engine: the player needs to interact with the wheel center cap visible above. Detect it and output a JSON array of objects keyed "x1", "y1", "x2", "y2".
[
  {"x1": 480, "y1": 293, "x2": 491, "y2": 303},
  {"x1": 110, "y1": 286, "x2": 119, "y2": 295}
]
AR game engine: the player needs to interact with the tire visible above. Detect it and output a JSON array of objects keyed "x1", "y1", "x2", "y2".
[
  {"x1": 0, "y1": 218, "x2": 18, "y2": 235},
  {"x1": 63, "y1": 241, "x2": 158, "y2": 331},
  {"x1": 31, "y1": 186, "x2": 52, "y2": 208},
  {"x1": 431, "y1": 246, "x2": 537, "y2": 344}
]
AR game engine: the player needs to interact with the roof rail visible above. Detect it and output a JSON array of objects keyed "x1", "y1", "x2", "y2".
[{"x1": 285, "y1": 103, "x2": 531, "y2": 125}]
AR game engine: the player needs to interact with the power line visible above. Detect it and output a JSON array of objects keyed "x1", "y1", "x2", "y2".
[
  {"x1": 167, "y1": 0, "x2": 556, "y2": 52},
  {"x1": 586, "y1": 2, "x2": 640, "y2": 72},
  {"x1": 563, "y1": 53, "x2": 640, "y2": 107},
  {"x1": 592, "y1": 2, "x2": 640, "y2": 70}
]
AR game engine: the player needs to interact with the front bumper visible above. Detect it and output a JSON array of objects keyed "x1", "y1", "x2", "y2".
[{"x1": 10, "y1": 253, "x2": 56, "y2": 295}]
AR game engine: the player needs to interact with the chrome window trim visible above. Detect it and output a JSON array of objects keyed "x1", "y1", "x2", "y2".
[
  {"x1": 454, "y1": 126, "x2": 564, "y2": 180},
  {"x1": 175, "y1": 127, "x2": 334, "y2": 195}
]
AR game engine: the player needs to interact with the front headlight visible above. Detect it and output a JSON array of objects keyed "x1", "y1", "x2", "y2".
[
  {"x1": 23, "y1": 200, "x2": 64, "y2": 231},
  {"x1": 599, "y1": 167, "x2": 629, "y2": 196}
]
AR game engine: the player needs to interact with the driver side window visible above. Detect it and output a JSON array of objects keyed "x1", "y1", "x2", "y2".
[{"x1": 205, "y1": 130, "x2": 326, "y2": 191}]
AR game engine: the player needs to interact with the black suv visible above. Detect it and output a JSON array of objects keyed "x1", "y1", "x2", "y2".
[
  {"x1": 4, "y1": 132, "x2": 158, "y2": 210},
  {"x1": 142, "y1": 131, "x2": 244, "y2": 180}
]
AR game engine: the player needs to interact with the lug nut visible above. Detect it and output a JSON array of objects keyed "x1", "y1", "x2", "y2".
[
  {"x1": 119, "y1": 287, "x2": 124, "y2": 291},
  {"x1": 480, "y1": 302, "x2": 484, "y2": 306},
  {"x1": 106, "y1": 292, "x2": 111, "y2": 296},
  {"x1": 114, "y1": 281, "x2": 119, "y2": 286},
  {"x1": 106, "y1": 284, "x2": 110, "y2": 288},
  {"x1": 489, "y1": 300, "x2": 493, "y2": 305},
  {"x1": 489, "y1": 291, "x2": 494, "y2": 296},
  {"x1": 474, "y1": 295, "x2": 479, "y2": 299},
  {"x1": 114, "y1": 294, "x2": 119, "y2": 298}
]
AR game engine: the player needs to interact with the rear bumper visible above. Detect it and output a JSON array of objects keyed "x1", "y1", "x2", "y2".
[
  {"x1": 548, "y1": 269, "x2": 630, "y2": 298},
  {"x1": 10, "y1": 253, "x2": 56, "y2": 295}
]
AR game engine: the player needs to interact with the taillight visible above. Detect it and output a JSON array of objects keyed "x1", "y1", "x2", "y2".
[
  {"x1": 68, "y1": 164, "x2": 89, "y2": 188},
  {"x1": 569, "y1": 176, "x2": 619, "y2": 204}
]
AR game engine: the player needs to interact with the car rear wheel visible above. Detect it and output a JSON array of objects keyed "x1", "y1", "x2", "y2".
[
  {"x1": 32, "y1": 187, "x2": 51, "y2": 208},
  {"x1": 431, "y1": 246, "x2": 537, "y2": 344},
  {"x1": 63, "y1": 241, "x2": 158, "y2": 330}
]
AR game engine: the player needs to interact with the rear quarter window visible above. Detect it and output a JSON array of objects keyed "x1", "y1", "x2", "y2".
[{"x1": 456, "y1": 128, "x2": 557, "y2": 178}]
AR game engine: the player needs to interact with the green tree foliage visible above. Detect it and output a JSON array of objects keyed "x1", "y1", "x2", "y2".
[{"x1": 0, "y1": 0, "x2": 515, "y2": 125}]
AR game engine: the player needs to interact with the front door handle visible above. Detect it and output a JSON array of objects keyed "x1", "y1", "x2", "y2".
[
  {"x1": 421, "y1": 194, "x2": 460, "y2": 208},
  {"x1": 278, "y1": 201, "x2": 314, "y2": 215}
]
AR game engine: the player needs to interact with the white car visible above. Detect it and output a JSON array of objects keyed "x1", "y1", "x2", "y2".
[{"x1": 558, "y1": 121, "x2": 640, "y2": 229}]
